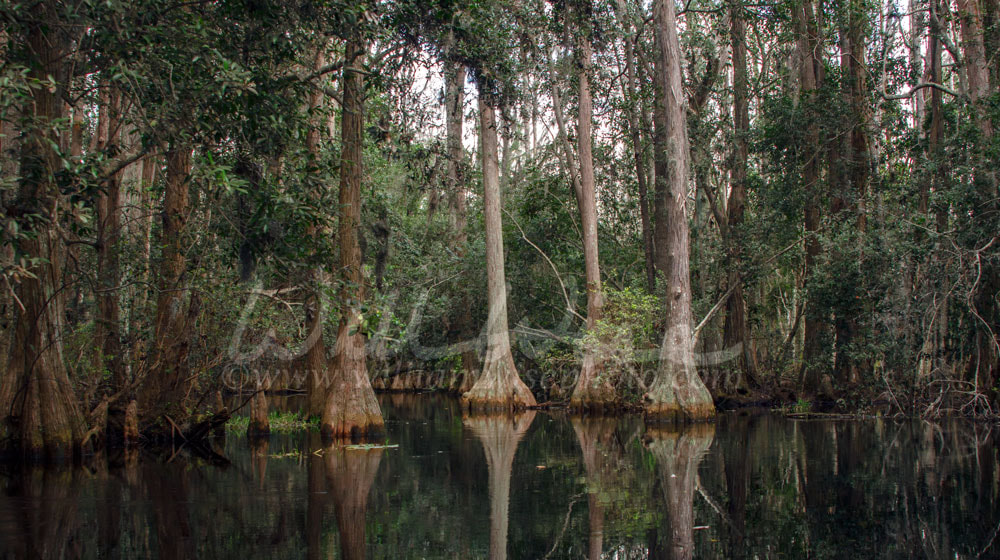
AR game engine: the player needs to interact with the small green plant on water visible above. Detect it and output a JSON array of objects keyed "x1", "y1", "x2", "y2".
[
  {"x1": 225, "y1": 410, "x2": 318, "y2": 433},
  {"x1": 792, "y1": 398, "x2": 812, "y2": 413}
]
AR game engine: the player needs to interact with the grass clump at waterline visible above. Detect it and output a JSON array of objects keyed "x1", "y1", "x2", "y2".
[{"x1": 225, "y1": 411, "x2": 319, "y2": 433}]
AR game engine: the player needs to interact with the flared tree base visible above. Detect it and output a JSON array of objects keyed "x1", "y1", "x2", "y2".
[
  {"x1": 461, "y1": 350, "x2": 536, "y2": 413},
  {"x1": 569, "y1": 358, "x2": 619, "y2": 413},
  {"x1": 643, "y1": 368, "x2": 716, "y2": 424}
]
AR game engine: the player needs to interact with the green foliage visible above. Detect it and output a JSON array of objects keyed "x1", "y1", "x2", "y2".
[{"x1": 225, "y1": 410, "x2": 319, "y2": 433}]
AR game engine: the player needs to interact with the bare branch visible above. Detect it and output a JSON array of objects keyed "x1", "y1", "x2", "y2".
[{"x1": 880, "y1": 81, "x2": 959, "y2": 100}]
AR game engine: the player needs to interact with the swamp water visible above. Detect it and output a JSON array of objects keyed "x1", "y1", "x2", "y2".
[{"x1": 0, "y1": 394, "x2": 997, "y2": 559}]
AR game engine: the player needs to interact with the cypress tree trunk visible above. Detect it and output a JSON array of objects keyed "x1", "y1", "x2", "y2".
[
  {"x1": 570, "y1": 0, "x2": 616, "y2": 411},
  {"x1": 721, "y1": 0, "x2": 758, "y2": 394},
  {"x1": 303, "y1": 45, "x2": 331, "y2": 420},
  {"x1": 444, "y1": 48, "x2": 478, "y2": 388},
  {"x1": 957, "y1": 0, "x2": 999, "y2": 402},
  {"x1": 139, "y1": 145, "x2": 197, "y2": 428},
  {"x1": 623, "y1": 32, "x2": 656, "y2": 294},
  {"x1": 461, "y1": 95, "x2": 537, "y2": 412},
  {"x1": 322, "y1": 32, "x2": 385, "y2": 439},
  {"x1": 644, "y1": 0, "x2": 715, "y2": 423},
  {"x1": 795, "y1": 0, "x2": 829, "y2": 396},
  {"x1": 95, "y1": 85, "x2": 125, "y2": 392},
  {"x1": 0, "y1": 15, "x2": 84, "y2": 459}
]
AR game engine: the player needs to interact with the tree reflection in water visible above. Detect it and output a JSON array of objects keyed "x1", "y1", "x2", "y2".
[
  {"x1": 646, "y1": 424, "x2": 715, "y2": 560},
  {"x1": 464, "y1": 411, "x2": 536, "y2": 560}
]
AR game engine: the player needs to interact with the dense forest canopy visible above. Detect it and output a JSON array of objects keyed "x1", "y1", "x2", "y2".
[{"x1": 0, "y1": 0, "x2": 998, "y2": 458}]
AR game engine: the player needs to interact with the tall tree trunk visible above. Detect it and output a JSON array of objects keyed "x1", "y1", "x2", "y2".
[
  {"x1": 985, "y1": 0, "x2": 1000, "y2": 86},
  {"x1": 303, "y1": 45, "x2": 331, "y2": 420},
  {"x1": 322, "y1": 32, "x2": 385, "y2": 439},
  {"x1": 828, "y1": 2, "x2": 870, "y2": 387},
  {"x1": 570, "y1": 0, "x2": 616, "y2": 410},
  {"x1": 795, "y1": 0, "x2": 829, "y2": 396},
  {"x1": 139, "y1": 145, "x2": 197, "y2": 427},
  {"x1": 444, "y1": 49, "x2": 478, "y2": 388},
  {"x1": 652, "y1": 47, "x2": 670, "y2": 284},
  {"x1": 461, "y1": 96, "x2": 537, "y2": 412},
  {"x1": 644, "y1": 0, "x2": 715, "y2": 423},
  {"x1": 95, "y1": 85, "x2": 125, "y2": 393},
  {"x1": 957, "y1": 0, "x2": 999, "y2": 401},
  {"x1": 721, "y1": 0, "x2": 758, "y2": 393},
  {"x1": 917, "y1": 5, "x2": 950, "y2": 380},
  {"x1": 622, "y1": 31, "x2": 657, "y2": 294},
  {"x1": 0, "y1": 16, "x2": 84, "y2": 459},
  {"x1": 464, "y1": 412, "x2": 536, "y2": 560}
]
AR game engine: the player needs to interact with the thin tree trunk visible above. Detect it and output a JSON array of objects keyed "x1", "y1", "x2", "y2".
[
  {"x1": 462, "y1": 95, "x2": 537, "y2": 412},
  {"x1": 444, "y1": 48, "x2": 478, "y2": 387},
  {"x1": 722, "y1": 0, "x2": 758, "y2": 394},
  {"x1": 645, "y1": 0, "x2": 715, "y2": 423},
  {"x1": 795, "y1": 0, "x2": 829, "y2": 396},
  {"x1": 322, "y1": 32, "x2": 385, "y2": 438},
  {"x1": 95, "y1": 85, "x2": 125, "y2": 392},
  {"x1": 917, "y1": 0, "x2": 950, "y2": 381},
  {"x1": 303, "y1": 44, "x2": 331, "y2": 420},
  {"x1": 834, "y1": 1, "x2": 872, "y2": 386},
  {"x1": 570, "y1": 0, "x2": 615, "y2": 410},
  {"x1": 623, "y1": 31, "x2": 657, "y2": 294}
]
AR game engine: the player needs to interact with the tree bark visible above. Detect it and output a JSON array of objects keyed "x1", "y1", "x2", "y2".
[
  {"x1": 0, "y1": 15, "x2": 85, "y2": 459},
  {"x1": 644, "y1": 0, "x2": 715, "y2": 423},
  {"x1": 795, "y1": 0, "x2": 829, "y2": 396},
  {"x1": 721, "y1": 0, "x2": 758, "y2": 394},
  {"x1": 652, "y1": 45, "x2": 670, "y2": 284},
  {"x1": 444, "y1": 47, "x2": 479, "y2": 387},
  {"x1": 322, "y1": 32, "x2": 385, "y2": 439},
  {"x1": 461, "y1": 96, "x2": 537, "y2": 412},
  {"x1": 569, "y1": 0, "x2": 616, "y2": 411},
  {"x1": 138, "y1": 145, "x2": 197, "y2": 427},
  {"x1": 303, "y1": 44, "x2": 331, "y2": 420},
  {"x1": 95, "y1": 85, "x2": 125, "y2": 392}
]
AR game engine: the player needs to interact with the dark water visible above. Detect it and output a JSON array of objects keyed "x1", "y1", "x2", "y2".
[{"x1": 1, "y1": 395, "x2": 998, "y2": 559}]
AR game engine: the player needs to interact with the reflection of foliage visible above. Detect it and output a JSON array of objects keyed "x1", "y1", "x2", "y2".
[{"x1": 4, "y1": 399, "x2": 998, "y2": 558}]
